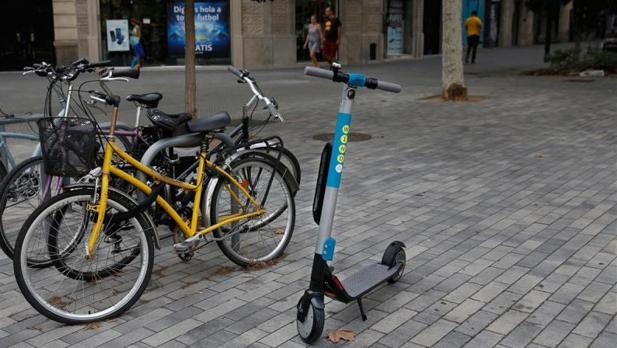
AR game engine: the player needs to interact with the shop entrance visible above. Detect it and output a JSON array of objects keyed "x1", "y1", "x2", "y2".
[
  {"x1": 423, "y1": 0, "x2": 441, "y2": 55},
  {"x1": 385, "y1": 0, "x2": 407, "y2": 56},
  {"x1": 295, "y1": 0, "x2": 331, "y2": 62},
  {"x1": 0, "y1": 1, "x2": 55, "y2": 70}
]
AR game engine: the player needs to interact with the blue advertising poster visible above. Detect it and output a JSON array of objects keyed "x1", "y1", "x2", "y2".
[{"x1": 167, "y1": 1, "x2": 230, "y2": 58}]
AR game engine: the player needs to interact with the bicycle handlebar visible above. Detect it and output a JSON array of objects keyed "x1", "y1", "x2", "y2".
[
  {"x1": 23, "y1": 59, "x2": 112, "y2": 80},
  {"x1": 228, "y1": 66, "x2": 284, "y2": 121},
  {"x1": 108, "y1": 68, "x2": 140, "y2": 79},
  {"x1": 87, "y1": 60, "x2": 111, "y2": 69},
  {"x1": 304, "y1": 67, "x2": 402, "y2": 93},
  {"x1": 228, "y1": 65, "x2": 245, "y2": 79}
]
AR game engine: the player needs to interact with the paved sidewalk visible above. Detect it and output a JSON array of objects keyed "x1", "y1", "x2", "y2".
[{"x1": 0, "y1": 45, "x2": 615, "y2": 347}]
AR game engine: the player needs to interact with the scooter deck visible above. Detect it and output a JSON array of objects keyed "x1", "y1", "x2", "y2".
[{"x1": 339, "y1": 262, "x2": 400, "y2": 299}]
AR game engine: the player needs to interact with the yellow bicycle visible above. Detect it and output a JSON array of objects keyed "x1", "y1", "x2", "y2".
[{"x1": 13, "y1": 91, "x2": 296, "y2": 324}]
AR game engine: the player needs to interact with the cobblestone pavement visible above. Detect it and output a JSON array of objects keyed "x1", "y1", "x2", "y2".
[{"x1": 0, "y1": 45, "x2": 615, "y2": 347}]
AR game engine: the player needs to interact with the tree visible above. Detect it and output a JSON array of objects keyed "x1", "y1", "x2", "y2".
[
  {"x1": 185, "y1": 0, "x2": 197, "y2": 117},
  {"x1": 526, "y1": 0, "x2": 570, "y2": 60},
  {"x1": 442, "y1": 0, "x2": 467, "y2": 100}
]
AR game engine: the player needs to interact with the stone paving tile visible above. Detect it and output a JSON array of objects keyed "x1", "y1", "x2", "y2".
[
  {"x1": 499, "y1": 321, "x2": 544, "y2": 348},
  {"x1": 533, "y1": 320, "x2": 577, "y2": 347},
  {"x1": 432, "y1": 330, "x2": 472, "y2": 348},
  {"x1": 410, "y1": 319, "x2": 458, "y2": 347},
  {"x1": 571, "y1": 311, "x2": 613, "y2": 339},
  {"x1": 462, "y1": 330, "x2": 504, "y2": 348},
  {"x1": 378, "y1": 319, "x2": 427, "y2": 348},
  {"x1": 557, "y1": 333, "x2": 594, "y2": 348},
  {"x1": 486, "y1": 310, "x2": 529, "y2": 336},
  {"x1": 0, "y1": 46, "x2": 616, "y2": 348},
  {"x1": 590, "y1": 332, "x2": 617, "y2": 348}
]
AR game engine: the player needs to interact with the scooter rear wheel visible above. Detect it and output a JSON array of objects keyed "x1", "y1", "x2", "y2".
[
  {"x1": 297, "y1": 301, "x2": 324, "y2": 344},
  {"x1": 382, "y1": 242, "x2": 406, "y2": 284}
]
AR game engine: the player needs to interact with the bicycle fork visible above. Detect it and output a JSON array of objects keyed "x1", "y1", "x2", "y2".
[{"x1": 85, "y1": 106, "x2": 120, "y2": 258}]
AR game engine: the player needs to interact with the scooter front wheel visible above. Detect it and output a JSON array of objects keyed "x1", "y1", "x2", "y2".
[{"x1": 297, "y1": 301, "x2": 324, "y2": 344}]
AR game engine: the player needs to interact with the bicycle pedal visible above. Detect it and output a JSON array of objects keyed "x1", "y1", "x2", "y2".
[{"x1": 173, "y1": 240, "x2": 195, "y2": 254}]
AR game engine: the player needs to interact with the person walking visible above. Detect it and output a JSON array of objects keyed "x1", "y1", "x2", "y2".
[
  {"x1": 130, "y1": 18, "x2": 145, "y2": 69},
  {"x1": 304, "y1": 15, "x2": 324, "y2": 67},
  {"x1": 465, "y1": 11, "x2": 482, "y2": 64},
  {"x1": 322, "y1": 7, "x2": 341, "y2": 65}
]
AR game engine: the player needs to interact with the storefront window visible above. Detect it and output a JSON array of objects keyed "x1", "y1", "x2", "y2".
[{"x1": 100, "y1": 0, "x2": 230, "y2": 66}]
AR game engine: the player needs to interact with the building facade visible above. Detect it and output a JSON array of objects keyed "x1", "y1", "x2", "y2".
[{"x1": 0, "y1": 0, "x2": 578, "y2": 70}]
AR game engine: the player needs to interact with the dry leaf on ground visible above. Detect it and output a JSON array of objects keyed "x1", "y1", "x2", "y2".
[{"x1": 327, "y1": 329, "x2": 356, "y2": 343}]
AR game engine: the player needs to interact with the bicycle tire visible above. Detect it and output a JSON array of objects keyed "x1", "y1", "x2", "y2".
[
  {"x1": 210, "y1": 156, "x2": 295, "y2": 266},
  {"x1": 0, "y1": 156, "x2": 59, "y2": 259},
  {"x1": 0, "y1": 160, "x2": 7, "y2": 182},
  {"x1": 252, "y1": 146, "x2": 301, "y2": 186},
  {"x1": 13, "y1": 188, "x2": 154, "y2": 324}
]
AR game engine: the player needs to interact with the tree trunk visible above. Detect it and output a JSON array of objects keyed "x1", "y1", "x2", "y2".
[
  {"x1": 185, "y1": 0, "x2": 197, "y2": 117},
  {"x1": 442, "y1": 0, "x2": 467, "y2": 101}
]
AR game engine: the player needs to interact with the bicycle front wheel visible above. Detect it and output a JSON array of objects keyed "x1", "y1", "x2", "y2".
[
  {"x1": 210, "y1": 157, "x2": 295, "y2": 266},
  {"x1": 13, "y1": 188, "x2": 154, "y2": 324}
]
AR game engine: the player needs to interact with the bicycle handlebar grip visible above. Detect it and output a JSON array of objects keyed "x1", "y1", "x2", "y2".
[
  {"x1": 110, "y1": 68, "x2": 140, "y2": 79},
  {"x1": 71, "y1": 58, "x2": 89, "y2": 66},
  {"x1": 376, "y1": 80, "x2": 402, "y2": 93},
  {"x1": 304, "y1": 67, "x2": 334, "y2": 80},
  {"x1": 88, "y1": 60, "x2": 112, "y2": 68},
  {"x1": 228, "y1": 65, "x2": 243, "y2": 78}
]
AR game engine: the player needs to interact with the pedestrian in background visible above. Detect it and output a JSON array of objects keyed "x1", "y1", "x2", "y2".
[
  {"x1": 130, "y1": 18, "x2": 145, "y2": 70},
  {"x1": 465, "y1": 11, "x2": 482, "y2": 64},
  {"x1": 304, "y1": 15, "x2": 324, "y2": 67},
  {"x1": 322, "y1": 7, "x2": 342, "y2": 65}
]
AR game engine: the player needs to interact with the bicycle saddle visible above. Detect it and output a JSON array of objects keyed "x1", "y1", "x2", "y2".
[
  {"x1": 126, "y1": 93, "x2": 163, "y2": 108},
  {"x1": 146, "y1": 109, "x2": 193, "y2": 130},
  {"x1": 186, "y1": 112, "x2": 231, "y2": 133}
]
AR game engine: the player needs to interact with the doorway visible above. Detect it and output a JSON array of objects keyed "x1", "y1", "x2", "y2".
[
  {"x1": 0, "y1": 1, "x2": 55, "y2": 70},
  {"x1": 423, "y1": 0, "x2": 441, "y2": 55},
  {"x1": 295, "y1": 0, "x2": 331, "y2": 62}
]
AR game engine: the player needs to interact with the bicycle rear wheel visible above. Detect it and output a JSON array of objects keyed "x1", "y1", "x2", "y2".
[
  {"x1": 0, "y1": 156, "x2": 63, "y2": 260},
  {"x1": 210, "y1": 156, "x2": 295, "y2": 266},
  {"x1": 252, "y1": 146, "x2": 301, "y2": 186},
  {"x1": 0, "y1": 160, "x2": 7, "y2": 182},
  {"x1": 13, "y1": 188, "x2": 154, "y2": 324}
]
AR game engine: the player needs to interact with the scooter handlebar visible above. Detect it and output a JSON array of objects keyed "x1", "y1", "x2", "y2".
[{"x1": 303, "y1": 67, "x2": 401, "y2": 93}]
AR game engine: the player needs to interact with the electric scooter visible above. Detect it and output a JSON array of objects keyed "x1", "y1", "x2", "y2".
[{"x1": 296, "y1": 64, "x2": 407, "y2": 343}]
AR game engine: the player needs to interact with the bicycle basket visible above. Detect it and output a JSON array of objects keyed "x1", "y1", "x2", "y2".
[{"x1": 37, "y1": 117, "x2": 99, "y2": 177}]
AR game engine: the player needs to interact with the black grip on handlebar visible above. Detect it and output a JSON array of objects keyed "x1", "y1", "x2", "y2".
[
  {"x1": 304, "y1": 67, "x2": 335, "y2": 80},
  {"x1": 228, "y1": 66, "x2": 244, "y2": 78},
  {"x1": 110, "y1": 68, "x2": 140, "y2": 79},
  {"x1": 88, "y1": 61, "x2": 111, "y2": 68},
  {"x1": 376, "y1": 80, "x2": 402, "y2": 93},
  {"x1": 71, "y1": 58, "x2": 89, "y2": 67}
]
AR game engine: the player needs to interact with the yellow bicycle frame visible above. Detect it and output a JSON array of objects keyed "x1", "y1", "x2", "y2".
[{"x1": 85, "y1": 118, "x2": 265, "y2": 257}]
